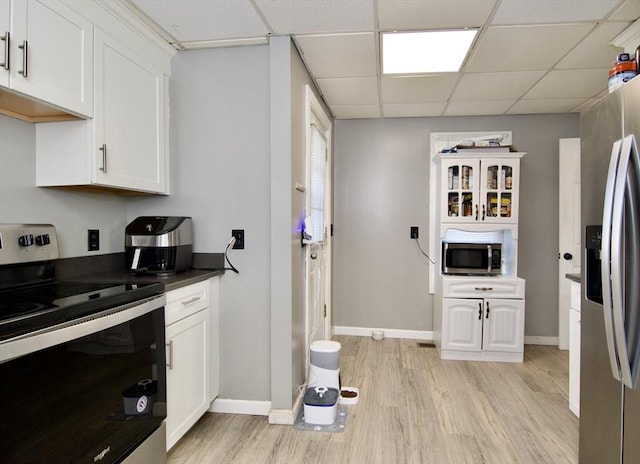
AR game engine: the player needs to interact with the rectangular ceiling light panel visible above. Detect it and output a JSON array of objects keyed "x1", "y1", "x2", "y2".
[{"x1": 382, "y1": 29, "x2": 478, "y2": 74}]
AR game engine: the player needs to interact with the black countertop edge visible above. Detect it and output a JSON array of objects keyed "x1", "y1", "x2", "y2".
[
  {"x1": 55, "y1": 252, "x2": 225, "y2": 292},
  {"x1": 565, "y1": 273, "x2": 581, "y2": 283}
]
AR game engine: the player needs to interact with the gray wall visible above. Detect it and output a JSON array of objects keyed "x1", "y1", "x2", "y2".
[
  {"x1": 128, "y1": 38, "x2": 326, "y2": 409},
  {"x1": 0, "y1": 115, "x2": 127, "y2": 256},
  {"x1": 127, "y1": 44, "x2": 273, "y2": 402},
  {"x1": 333, "y1": 114, "x2": 580, "y2": 338}
]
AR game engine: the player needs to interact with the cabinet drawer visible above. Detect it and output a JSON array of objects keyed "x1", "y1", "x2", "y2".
[
  {"x1": 442, "y1": 277, "x2": 525, "y2": 299},
  {"x1": 165, "y1": 280, "x2": 210, "y2": 326}
]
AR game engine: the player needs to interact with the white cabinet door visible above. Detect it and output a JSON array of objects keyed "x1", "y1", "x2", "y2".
[
  {"x1": 0, "y1": 0, "x2": 9, "y2": 88},
  {"x1": 480, "y1": 158, "x2": 520, "y2": 224},
  {"x1": 482, "y1": 298, "x2": 524, "y2": 352},
  {"x1": 93, "y1": 28, "x2": 167, "y2": 193},
  {"x1": 8, "y1": 0, "x2": 92, "y2": 117},
  {"x1": 442, "y1": 298, "x2": 483, "y2": 352},
  {"x1": 440, "y1": 158, "x2": 481, "y2": 224},
  {"x1": 165, "y1": 309, "x2": 210, "y2": 451}
]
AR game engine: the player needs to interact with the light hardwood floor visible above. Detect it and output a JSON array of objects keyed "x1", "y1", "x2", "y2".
[{"x1": 168, "y1": 336, "x2": 578, "y2": 464}]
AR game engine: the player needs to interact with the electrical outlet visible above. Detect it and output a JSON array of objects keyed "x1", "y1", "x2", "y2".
[
  {"x1": 410, "y1": 226, "x2": 419, "y2": 239},
  {"x1": 88, "y1": 229, "x2": 99, "y2": 251},
  {"x1": 231, "y1": 229, "x2": 244, "y2": 249}
]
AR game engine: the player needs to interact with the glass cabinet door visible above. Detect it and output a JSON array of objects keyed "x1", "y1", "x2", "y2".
[
  {"x1": 482, "y1": 159, "x2": 518, "y2": 223},
  {"x1": 442, "y1": 159, "x2": 480, "y2": 222}
]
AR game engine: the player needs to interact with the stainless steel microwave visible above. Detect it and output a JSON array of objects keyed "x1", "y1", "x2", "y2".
[{"x1": 442, "y1": 242, "x2": 502, "y2": 275}]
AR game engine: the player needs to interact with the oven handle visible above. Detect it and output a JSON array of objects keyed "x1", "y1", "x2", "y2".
[{"x1": 0, "y1": 294, "x2": 166, "y2": 363}]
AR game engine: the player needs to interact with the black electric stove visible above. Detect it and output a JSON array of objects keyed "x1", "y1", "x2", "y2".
[{"x1": 0, "y1": 224, "x2": 163, "y2": 342}]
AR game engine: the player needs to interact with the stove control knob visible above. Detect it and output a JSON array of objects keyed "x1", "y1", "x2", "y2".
[
  {"x1": 35, "y1": 234, "x2": 50, "y2": 246},
  {"x1": 18, "y1": 234, "x2": 34, "y2": 247}
]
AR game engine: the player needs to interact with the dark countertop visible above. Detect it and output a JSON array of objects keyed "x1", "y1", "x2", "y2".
[
  {"x1": 74, "y1": 268, "x2": 224, "y2": 292},
  {"x1": 565, "y1": 273, "x2": 581, "y2": 283},
  {"x1": 55, "y1": 252, "x2": 225, "y2": 292}
]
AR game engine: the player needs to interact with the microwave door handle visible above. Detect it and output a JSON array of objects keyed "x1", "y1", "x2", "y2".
[
  {"x1": 602, "y1": 139, "x2": 623, "y2": 382},
  {"x1": 487, "y1": 248, "x2": 492, "y2": 274}
]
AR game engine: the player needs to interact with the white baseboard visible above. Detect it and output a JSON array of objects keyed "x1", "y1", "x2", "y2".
[
  {"x1": 209, "y1": 398, "x2": 271, "y2": 416},
  {"x1": 333, "y1": 326, "x2": 433, "y2": 341},
  {"x1": 335, "y1": 326, "x2": 559, "y2": 347},
  {"x1": 524, "y1": 335, "x2": 559, "y2": 346}
]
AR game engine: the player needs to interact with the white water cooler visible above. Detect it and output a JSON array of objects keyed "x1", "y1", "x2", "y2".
[{"x1": 308, "y1": 340, "x2": 341, "y2": 389}]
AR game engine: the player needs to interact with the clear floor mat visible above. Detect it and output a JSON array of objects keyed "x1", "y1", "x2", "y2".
[{"x1": 294, "y1": 404, "x2": 348, "y2": 433}]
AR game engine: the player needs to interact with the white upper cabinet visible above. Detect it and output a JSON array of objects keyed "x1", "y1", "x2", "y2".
[
  {"x1": 0, "y1": 0, "x2": 9, "y2": 88},
  {"x1": 35, "y1": 2, "x2": 173, "y2": 195},
  {"x1": 439, "y1": 153, "x2": 523, "y2": 225},
  {"x1": 92, "y1": 28, "x2": 167, "y2": 193},
  {"x1": 1, "y1": 0, "x2": 93, "y2": 117}
]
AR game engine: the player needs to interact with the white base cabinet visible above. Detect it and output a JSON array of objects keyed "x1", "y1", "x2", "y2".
[
  {"x1": 165, "y1": 278, "x2": 219, "y2": 451},
  {"x1": 437, "y1": 276, "x2": 525, "y2": 362},
  {"x1": 569, "y1": 281, "x2": 581, "y2": 417}
]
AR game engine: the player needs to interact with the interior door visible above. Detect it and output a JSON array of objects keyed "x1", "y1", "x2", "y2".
[
  {"x1": 558, "y1": 138, "x2": 581, "y2": 350},
  {"x1": 304, "y1": 86, "x2": 332, "y2": 379}
]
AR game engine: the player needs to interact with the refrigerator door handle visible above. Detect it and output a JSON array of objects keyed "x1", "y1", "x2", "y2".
[
  {"x1": 602, "y1": 138, "x2": 623, "y2": 381},
  {"x1": 611, "y1": 134, "x2": 637, "y2": 388}
]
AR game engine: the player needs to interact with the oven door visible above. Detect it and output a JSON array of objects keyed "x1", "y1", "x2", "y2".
[{"x1": 0, "y1": 295, "x2": 166, "y2": 464}]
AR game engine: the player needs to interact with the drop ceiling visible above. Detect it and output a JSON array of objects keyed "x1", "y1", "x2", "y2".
[{"x1": 126, "y1": 0, "x2": 640, "y2": 119}]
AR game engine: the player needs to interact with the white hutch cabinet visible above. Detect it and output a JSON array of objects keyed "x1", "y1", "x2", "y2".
[{"x1": 434, "y1": 148, "x2": 526, "y2": 363}]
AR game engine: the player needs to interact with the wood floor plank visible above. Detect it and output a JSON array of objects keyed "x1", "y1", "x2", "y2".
[{"x1": 168, "y1": 337, "x2": 578, "y2": 464}]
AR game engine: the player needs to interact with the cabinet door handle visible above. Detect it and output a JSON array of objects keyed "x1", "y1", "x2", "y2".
[
  {"x1": 486, "y1": 301, "x2": 490, "y2": 318},
  {"x1": 475, "y1": 205, "x2": 478, "y2": 221},
  {"x1": 0, "y1": 32, "x2": 9, "y2": 70},
  {"x1": 166, "y1": 340, "x2": 174, "y2": 369},
  {"x1": 181, "y1": 296, "x2": 201, "y2": 306},
  {"x1": 17, "y1": 40, "x2": 27, "y2": 77},
  {"x1": 482, "y1": 205, "x2": 486, "y2": 221},
  {"x1": 478, "y1": 302, "x2": 482, "y2": 320},
  {"x1": 474, "y1": 287, "x2": 493, "y2": 291},
  {"x1": 98, "y1": 144, "x2": 107, "y2": 172}
]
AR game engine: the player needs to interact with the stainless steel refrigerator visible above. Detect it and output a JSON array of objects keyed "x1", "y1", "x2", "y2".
[{"x1": 580, "y1": 74, "x2": 640, "y2": 464}]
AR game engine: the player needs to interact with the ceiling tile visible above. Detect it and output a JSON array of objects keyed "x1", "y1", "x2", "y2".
[
  {"x1": 444, "y1": 100, "x2": 516, "y2": 116},
  {"x1": 524, "y1": 68, "x2": 609, "y2": 99},
  {"x1": 131, "y1": 0, "x2": 268, "y2": 41},
  {"x1": 295, "y1": 33, "x2": 376, "y2": 78},
  {"x1": 610, "y1": 0, "x2": 640, "y2": 21},
  {"x1": 381, "y1": 75, "x2": 459, "y2": 103},
  {"x1": 377, "y1": 0, "x2": 497, "y2": 30},
  {"x1": 316, "y1": 77, "x2": 379, "y2": 105},
  {"x1": 466, "y1": 24, "x2": 594, "y2": 72},
  {"x1": 492, "y1": 0, "x2": 621, "y2": 24},
  {"x1": 507, "y1": 98, "x2": 588, "y2": 114},
  {"x1": 383, "y1": 102, "x2": 447, "y2": 118},
  {"x1": 451, "y1": 71, "x2": 545, "y2": 101},
  {"x1": 556, "y1": 22, "x2": 629, "y2": 69},
  {"x1": 254, "y1": 0, "x2": 374, "y2": 34},
  {"x1": 330, "y1": 104, "x2": 382, "y2": 119}
]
